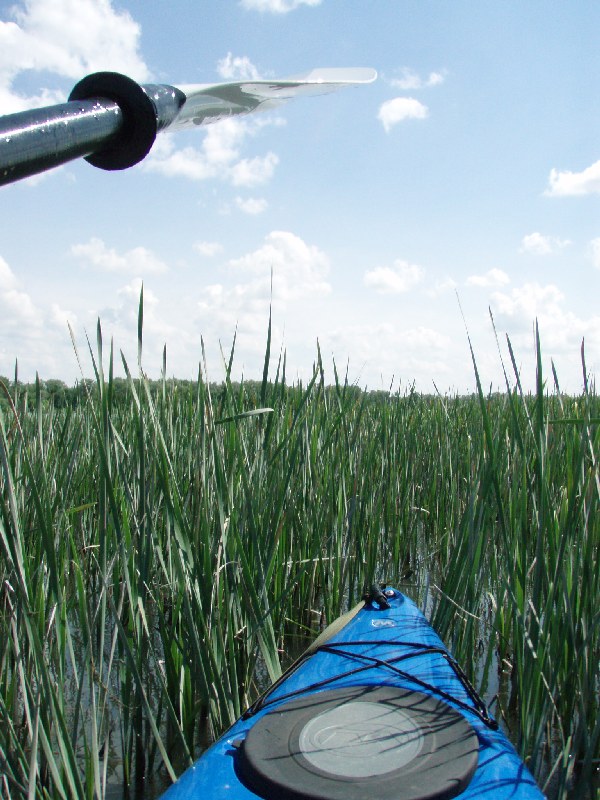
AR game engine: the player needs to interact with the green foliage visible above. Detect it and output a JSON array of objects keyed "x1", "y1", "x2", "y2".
[{"x1": 0, "y1": 308, "x2": 598, "y2": 799}]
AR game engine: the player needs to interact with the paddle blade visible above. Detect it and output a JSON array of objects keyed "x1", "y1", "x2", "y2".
[{"x1": 168, "y1": 68, "x2": 377, "y2": 130}]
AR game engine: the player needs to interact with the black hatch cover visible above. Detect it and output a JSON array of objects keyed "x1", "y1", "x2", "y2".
[{"x1": 236, "y1": 684, "x2": 479, "y2": 800}]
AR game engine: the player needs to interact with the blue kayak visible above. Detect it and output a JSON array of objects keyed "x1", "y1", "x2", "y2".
[{"x1": 161, "y1": 587, "x2": 544, "y2": 799}]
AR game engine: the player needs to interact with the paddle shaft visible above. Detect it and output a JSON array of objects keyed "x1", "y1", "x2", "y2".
[
  {"x1": 0, "y1": 99, "x2": 123, "y2": 186},
  {"x1": 0, "y1": 72, "x2": 185, "y2": 187}
]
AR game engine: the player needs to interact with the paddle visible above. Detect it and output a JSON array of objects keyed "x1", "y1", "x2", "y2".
[{"x1": 0, "y1": 68, "x2": 376, "y2": 187}]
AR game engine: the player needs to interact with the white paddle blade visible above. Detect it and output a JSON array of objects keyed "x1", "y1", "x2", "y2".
[{"x1": 169, "y1": 68, "x2": 377, "y2": 130}]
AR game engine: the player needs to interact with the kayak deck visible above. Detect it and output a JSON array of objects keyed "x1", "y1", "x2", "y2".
[{"x1": 161, "y1": 588, "x2": 545, "y2": 799}]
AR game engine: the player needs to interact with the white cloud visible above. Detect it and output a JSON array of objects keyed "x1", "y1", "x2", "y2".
[
  {"x1": 521, "y1": 233, "x2": 551, "y2": 255},
  {"x1": 144, "y1": 118, "x2": 280, "y2": 186},
  {"x1": 364, "y1": 260, "x2": 424, "y2": 293},
  {"x1": 194, "y1": 241, "x2": 224, "y2": 257},
  {"x1": 466, "y1": 268, "x2": 510, "y2": 288},
  {"x1": 427, "y1": 277, "x2": 457, "y2": 298},
  {"x1": 0, "y1": 0, "x2": 149, "y2": 114},
  {"x1": 50, "y1": 302, "x2": 77, "y2": 331},
  {"x1": 228, "y1": 231, "x2": 330, "y2": 299},
  {"x1": 546, "y1": 160, "x2": 600, "y2": 197},
  {"x1": 0, "y1": 255, "x2": 18, "y2": 290},
  {"x1": 0, "y1": 257, "x2": 39, "y2": 330},
  {"x1": 0, "y1": 256, "x2": 43, "y2": 361},
  {"x1": 390, "y1": 68, "x2": 445, "y2": 90},
  {"x1": 235, "y1": 196, "x2": 268, "y2": 214},
  {"x1": 74, "y1": 278, "x2": 189, "y2": 377},
  {"x1": 117, "y1": 278, "x2": 158, "y2": 307},
  {"x1": 94, "y1": 279, "x2": 176, "y2": 347},
  {"x1": 590, "y1": 238, "x2": 600, "y2": 270},
  {"x1": 230, "y1": 153, "x2": 279, "y2": 186},
  {"x1": 491, "y1": 282, "x2": 564, "y2": 326},
  {"x1": 144, "y1": 136, "x2": 219, "y2": 182},
  {"x1": 1, "y1": 288, "x2": 40, "y2": 326},
  {"x1": 193, "y1": 232, "x2": 330, "y2": 364},
  {"x1": 520, "y1": 232, "x2": 571, "y2": 255},
  {"x1": 378, "y1": 98, "x2": 428, "y2": 132},
  {"x1": 192, "y1": 118, "x2": 244, "y2": 165},
  {"x1": 325, "y1": 322, "x2": 452, "y2": 389},
  {"x1": 239, "y1": 0, "x2": 322, "y2": 12},
  {"x1": 71, "y1": 238, "x2": 169, "y2": 274},
  {"x1": 490, "y1": 283, "x2": 600, "y2": 370},
  {"x1": 0, "y1": 82, "x2": 64, "y2": 115},
  {"x1": 217, "y1": 52, "x2": 260, "y2": 80}
]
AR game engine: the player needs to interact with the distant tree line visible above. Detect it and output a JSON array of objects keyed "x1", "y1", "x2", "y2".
[
  {"x1": 0, "y1": 375, "x2": 198, "y2": 411},
  {"x1": 0, "y1": 373, "x2": 409, "y2": 415}
]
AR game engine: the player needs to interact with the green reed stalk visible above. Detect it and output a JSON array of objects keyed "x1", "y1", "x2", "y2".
[{"x1": 0, "y1": 301, "x2": 597, "y2": 799}]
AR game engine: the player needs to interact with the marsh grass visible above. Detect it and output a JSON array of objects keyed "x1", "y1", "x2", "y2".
[{"x1": 0, "y1": 298, "x2": 598, "y2": 799}]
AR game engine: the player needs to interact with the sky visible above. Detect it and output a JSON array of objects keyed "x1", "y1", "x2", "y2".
[{"x1": 1, "y1": 0, "x2": 599, "y2": 394}]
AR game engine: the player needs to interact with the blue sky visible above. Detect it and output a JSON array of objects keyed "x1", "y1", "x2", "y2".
[{"x1": 1, "y1": 0, "x2": 599, "y2": 393}]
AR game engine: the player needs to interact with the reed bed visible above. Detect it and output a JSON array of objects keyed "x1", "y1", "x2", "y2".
[{"x1": 0, "y1": 305, "x2": 598, "y2": 799}]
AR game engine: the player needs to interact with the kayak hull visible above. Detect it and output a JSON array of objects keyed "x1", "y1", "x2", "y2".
[{"x1": 161, "y1": 589, "x2": 544, "y2": 799}]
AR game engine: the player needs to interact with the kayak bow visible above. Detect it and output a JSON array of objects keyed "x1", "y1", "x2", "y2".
[{"x1": 161, "y1": 588, "x2": 544, "y2": 799}]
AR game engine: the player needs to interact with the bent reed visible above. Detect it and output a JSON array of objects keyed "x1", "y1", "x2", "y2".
[{"x1": 0, "y1": 305, "x2": 598, "y2": 799}]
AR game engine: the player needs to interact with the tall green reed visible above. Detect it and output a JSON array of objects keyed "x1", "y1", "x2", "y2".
[
  {"x1": 431, "y1": 322, "x2": 599, "y2": 797},
  {"x1": 0, "y1": 297, "x2": 597, "y2": 798}
]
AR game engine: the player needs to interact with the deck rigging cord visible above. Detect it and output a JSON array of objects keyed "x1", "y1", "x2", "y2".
[{"x1": 245, "y1": 638, "x2": 498, "y2": 730}]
